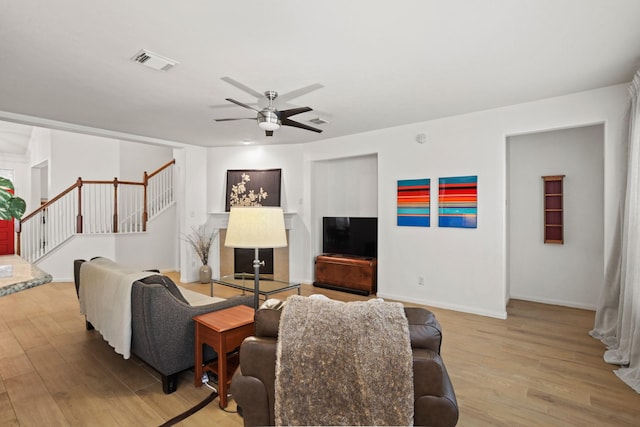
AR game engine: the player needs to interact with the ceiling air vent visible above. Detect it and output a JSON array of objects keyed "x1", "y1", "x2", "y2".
[
  {"x1": 309, "y1": 117, "x2": 328, "y2": 125},
  {"x1": 130, "y1": 49, "x2": 178, "y2": 71}
]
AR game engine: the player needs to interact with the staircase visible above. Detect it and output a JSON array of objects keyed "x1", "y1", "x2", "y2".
[{"x1": 17, "y1": 159, "x2": 175, "y2": 263}]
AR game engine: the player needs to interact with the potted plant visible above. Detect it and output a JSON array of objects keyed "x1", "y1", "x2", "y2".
[
  {"x1": 0, "y1": 177, "x2": 26, "y2": 220},
  {"x1": 184, "y1": 224, "x2": 218, "y2": 283}
]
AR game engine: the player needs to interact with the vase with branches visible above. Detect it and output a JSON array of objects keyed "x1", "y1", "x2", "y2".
[{"x1": 184, "y1": 224, "x2": 218, "y2": 283}]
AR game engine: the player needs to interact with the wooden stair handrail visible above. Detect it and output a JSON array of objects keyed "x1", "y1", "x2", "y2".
[
  {"x1": 16, "y1": 159, "x2": 175, "y2": 257},
  {"x1": 20, "y1": 180, "x2": 81, "y2": 224},
  {"x1": 147, "y1": 159, "x2": 176, "y2": 179}
]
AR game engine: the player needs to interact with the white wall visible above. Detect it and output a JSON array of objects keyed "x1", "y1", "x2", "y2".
[
  {"x1": 508, "y1": 125, "x2": 604, "y2": 309},
  {"x1": 34, "y1": 129, "x2": 173, "y2": 195},
  {"x1": 24, "y1": 130, "x2": 182, "y2": 279},
  {"x1": 314, "y1": 154, "x2": 378, "y2": 216},
  {"x1": 205, "y1": 144, "x2": 306, "y2": 282},
  {"x1": 27, "y1": 127, "x2": 51, "y2": 168},
  {"x1": 0, "y1": 126, "x2": 43, "y2": 212},
  {"x1": 303, "y1": 119, "x2": 508, "y2": 317},
  {"x1": 13, "y1": 84, "x2": 629, "y2": 319},
  {"x1": 49, "y1": 130, "x2": 119, "y2": 195},
  {"x1": 322, "y1": 85, "x2": 626, "y2": 318},
  {"x1": 207, "y1": 145, "x2": 305, "y2": 213},
  {"x1": 114, "y1": 205, "x2": 178, "y2": 271},
  {"x1": 178, "y1": 145, "x2": 210, "y2": 283},
  {"x1": 38, "y1": 205, "x2": 177, "y2": 281},
  {"x1": 312, "y1": 154, "x2": 378, "y2": 255},
  {"x1": 118, "y1": 141, "x2": 173, "y2": 181},
  {"x1": 27, "y1": 127, "x2": 51, "y2": 210},
  {"x1": 36, "y1": 234, "x2": 117, "y2": 281}
]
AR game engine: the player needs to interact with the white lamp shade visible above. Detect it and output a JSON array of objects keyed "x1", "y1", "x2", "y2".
[{"x1": 225, "y1": 206, "x2": 288, "y2": 248}]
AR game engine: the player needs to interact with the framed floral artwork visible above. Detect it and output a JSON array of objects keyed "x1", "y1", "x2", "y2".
[{"x1": 225, "y1": 169, "x2": 282, "y2": 211}]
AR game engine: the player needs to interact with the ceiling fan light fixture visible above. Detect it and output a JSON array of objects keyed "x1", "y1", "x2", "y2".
[
  {"x1": 258, "y1": 121, "x2": 280, "y2": 131},
  {"x1": 217, "y1": 80, "x2": 324, "y2": 135},
  {"x1": 257, "y1": 110, "x2": 281, "y2": 131}
]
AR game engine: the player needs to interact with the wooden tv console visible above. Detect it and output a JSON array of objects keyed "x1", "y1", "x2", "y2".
[{"x1": 313, "y1": 254, "x2": 377, "y2": 295}]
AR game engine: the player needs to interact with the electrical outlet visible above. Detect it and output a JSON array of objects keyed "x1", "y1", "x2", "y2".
[{"x1": 418, "y1": 276, "x2": 424, "y2": 286}]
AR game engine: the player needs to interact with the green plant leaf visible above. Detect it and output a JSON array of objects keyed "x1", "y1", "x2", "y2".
[
  {"x1": 0, "y1": 177, "x2": 15, "y2": 192},
  {"x1": 0, "y1": 178, "x2": 27, "y2": 220},
  {"x1": 0, "y1": 189, "x2": 11, "y2": 204}
]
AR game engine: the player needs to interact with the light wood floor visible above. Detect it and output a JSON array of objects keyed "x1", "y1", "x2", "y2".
[{"x1": 1, "y1": 274, "x2": 638, "y2": 426}]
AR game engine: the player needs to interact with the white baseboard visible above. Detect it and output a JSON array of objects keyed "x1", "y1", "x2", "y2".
[
  {"x1": 508, "y1": 293, "x2": 596, "y2": 311},
  {"x1": 377, "y1": 291, "x2": 508, "y2": 319}
]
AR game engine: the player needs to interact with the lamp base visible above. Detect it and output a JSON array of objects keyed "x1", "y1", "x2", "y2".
[{"x1": 252, "y1": 248, "x2": 264, "y2": 311}]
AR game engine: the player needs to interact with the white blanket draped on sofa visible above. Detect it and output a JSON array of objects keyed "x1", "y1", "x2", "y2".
[{"x1": 78, "y1": 258, "x2": 154, "y2": 359}]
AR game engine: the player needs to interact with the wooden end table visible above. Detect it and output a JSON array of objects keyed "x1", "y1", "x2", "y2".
[{"x1": 193, "y1": 305, "x2": 255, "y2": 408}]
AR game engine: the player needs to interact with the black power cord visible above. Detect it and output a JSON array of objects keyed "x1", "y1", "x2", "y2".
[
  {"x1": 158, "y1": 390, "x2": 218, "y2": 427},
  {"x1": 159, "y1": 371, "x2": 239, "y2": 426}
]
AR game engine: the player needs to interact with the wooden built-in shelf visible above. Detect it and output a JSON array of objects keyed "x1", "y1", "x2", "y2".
[{"x1": 542, "y1": 175, "x2": 565, "y2": 244}]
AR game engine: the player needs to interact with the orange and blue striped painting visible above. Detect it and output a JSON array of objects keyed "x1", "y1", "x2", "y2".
[
  {"x1": 438, "y1": 176, "x2": 477, "y2": 228},
  {"x1": 397, "y1": 178, "x2": 430, "y2": 227}
]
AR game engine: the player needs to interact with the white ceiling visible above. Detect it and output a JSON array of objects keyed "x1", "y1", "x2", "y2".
[{"x1": 1, "y1": 0, "x2": 640, "y2": 150}]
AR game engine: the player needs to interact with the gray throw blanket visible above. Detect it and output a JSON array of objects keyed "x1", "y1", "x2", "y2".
[{"x1": 275, "y1": 295, "x2": 414, "y2": 426}]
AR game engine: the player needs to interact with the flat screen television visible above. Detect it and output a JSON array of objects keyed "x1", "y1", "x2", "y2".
[{"x1": 322, "y1": 216, "x2": 378, "y2": 258}]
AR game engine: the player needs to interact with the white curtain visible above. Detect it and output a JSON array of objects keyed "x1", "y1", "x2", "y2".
[{"x1": 590, "y1": 69, "x2": 640, "y2": 393}]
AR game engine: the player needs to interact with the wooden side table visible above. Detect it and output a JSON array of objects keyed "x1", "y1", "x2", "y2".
[{"x1": 193, "y1": 305, "x2": 255, "y2": 408}]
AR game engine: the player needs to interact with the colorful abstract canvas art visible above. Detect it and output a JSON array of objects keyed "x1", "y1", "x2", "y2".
[
  {"x1": 397, "y1": 178, "x2": 430, "y2": 227},
  {"x1": 438, "y1": 175, "x2": 477, "y2": 228}
]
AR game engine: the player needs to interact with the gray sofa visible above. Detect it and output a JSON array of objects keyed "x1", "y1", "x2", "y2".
[{"x1": 74, "y1": 259, "x2": 253, "y2": 394}]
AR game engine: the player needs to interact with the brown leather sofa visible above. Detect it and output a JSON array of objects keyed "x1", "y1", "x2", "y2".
[{"x1": 230, "y1": 299, "x2": 459, "y2": 427}]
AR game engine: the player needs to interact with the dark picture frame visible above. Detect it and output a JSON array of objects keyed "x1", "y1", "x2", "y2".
[{"x1": 225, "y1": 169, "x2": 282, "y2": 212}]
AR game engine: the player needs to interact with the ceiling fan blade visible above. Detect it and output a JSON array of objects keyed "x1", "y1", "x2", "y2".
[
  {"x1": 279, "y1": 106, "x2": 312, "y2": 119},
  {"x1": 214, "y1": 117, "x2": 255, "y2": 122},
  {"x1": 265, "y1": 130, "x2": 274, "y2": 137},
  {"x1": 226, "y1": 98, "x2": 260, "y2": 112},
  {"x1": 208, "y1": 102, "x2": 255, "y2": 110},
  {"x1": 221, "y1": 76, "x2": 263, "y2": 99},
  {"x1": 278, "y1": 83, "x2": 324, "y2": 103},
  {"x1": 281, "y1": 118, "x2": 323, "y2": 133}
]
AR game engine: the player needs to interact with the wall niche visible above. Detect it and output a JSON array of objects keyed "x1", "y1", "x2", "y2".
[{"x1": 542, "y1": 175, "x2": 565, "y2": 244}]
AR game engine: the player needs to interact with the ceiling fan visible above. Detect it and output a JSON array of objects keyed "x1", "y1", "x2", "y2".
[{"x1": 215, "y1": 77, "x2": 324, "y2": 137}]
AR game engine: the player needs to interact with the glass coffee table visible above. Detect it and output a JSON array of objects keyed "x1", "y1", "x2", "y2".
[{"x1": 211, "y1": 273, "x2": 301, "y2": 301}]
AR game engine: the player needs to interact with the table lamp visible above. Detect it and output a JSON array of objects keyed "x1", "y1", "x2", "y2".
[{"x1": 224, "y1": 206, "x2": 288, "y2": 310}]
